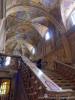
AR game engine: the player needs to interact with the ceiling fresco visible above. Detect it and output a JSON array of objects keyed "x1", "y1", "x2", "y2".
[{"x1": 0, "y1": 0, "x2": 72, "y2": 59}]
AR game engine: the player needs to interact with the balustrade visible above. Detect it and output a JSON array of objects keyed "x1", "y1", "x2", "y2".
[{"x1": 20, "y1": 56, "x2": 74, "y2": 100}]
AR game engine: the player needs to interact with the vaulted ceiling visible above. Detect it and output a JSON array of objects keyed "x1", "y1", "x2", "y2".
[{"x1": 0, "y1": 0, "x2": 74, "y2": 59}]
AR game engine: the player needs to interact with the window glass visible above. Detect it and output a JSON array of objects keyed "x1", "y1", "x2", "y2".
[
  {"x1": 45, "y1": 31, "x2": 51, "y2": 41},
  {"x1": 71, "y1": 10, "x2": 75, "y2": 25}
]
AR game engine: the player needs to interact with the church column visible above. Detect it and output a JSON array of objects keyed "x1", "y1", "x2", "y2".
[
  {"x1": 0, "y1": 0, "x2": 6, "y2": 53},
  {"x1": 61, "y1": 34, "x2": 72, "y2": 63}
]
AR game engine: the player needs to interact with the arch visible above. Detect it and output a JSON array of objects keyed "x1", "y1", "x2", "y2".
[{"x1": 5, "y1": 3, "x2": 65, "y2": 34}]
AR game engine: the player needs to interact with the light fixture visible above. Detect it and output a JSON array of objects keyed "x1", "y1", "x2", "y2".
[
  {"x1": 0, "y1": 80, "x2": 10, "y2": 95},
  {"x1": 45, "y1": 31, "x2": 51, "y2": 41},
  {"x1": 5, "y1": 57, "x2": 11, "y2": 66}
]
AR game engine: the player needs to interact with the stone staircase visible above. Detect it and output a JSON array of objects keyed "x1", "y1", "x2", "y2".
[
  {"x1": 43, "y1": 69, "x2": 75, "y2": 98},
  {"x1": 21, "y1": 56, "x2": 75, "y2": 100},
  {"x1": 44, "y1": 70, "x2": 75, "y2": 90}
]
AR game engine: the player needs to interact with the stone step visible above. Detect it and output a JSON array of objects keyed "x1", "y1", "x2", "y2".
[{"x1": 43, "y1": 69, "x2": 75, "y2": 90}]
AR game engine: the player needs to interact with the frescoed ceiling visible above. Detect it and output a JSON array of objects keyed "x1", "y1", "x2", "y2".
[{"x1": 0, "y1": 0, "x2": 74, "y2": 59}]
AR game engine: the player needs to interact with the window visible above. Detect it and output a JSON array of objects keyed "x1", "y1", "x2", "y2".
[
  {"x1": 67, "y1": 10, "x2": 75, "y2": 29},
  {"x1": 31, "y1": 47, "x2": 36, "y2": 55},
  {"x1": 45, "y1": 31, "x2": 51, "y2": 41},
  {"x1": 71, "y1": 10, "x2": 75, "y2": 25},
  {"x1": 0, "y1": 57, "x2": 5, "y2": 67},
  {"x1": 5, "y1": 57, "x2": 11, "y2": 66}
]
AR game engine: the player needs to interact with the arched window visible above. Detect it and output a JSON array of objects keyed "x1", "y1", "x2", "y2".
[
  {"x1": 31, "y1": 47, "x2": 36, "y2": 55},
  {"x1": 70, "y1": 10, "x2": 75, "y2": 25},
  {"x1": 45, "y1": 31, "x2": 51, "y2": 41},
  {"x1": 67, "y1": 10, "x2": 75, "y2": 29}
]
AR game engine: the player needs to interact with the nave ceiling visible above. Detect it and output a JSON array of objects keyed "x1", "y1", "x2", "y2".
[{"x1": 0, "y1": 0, "x2": 75, "y2": 60}]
